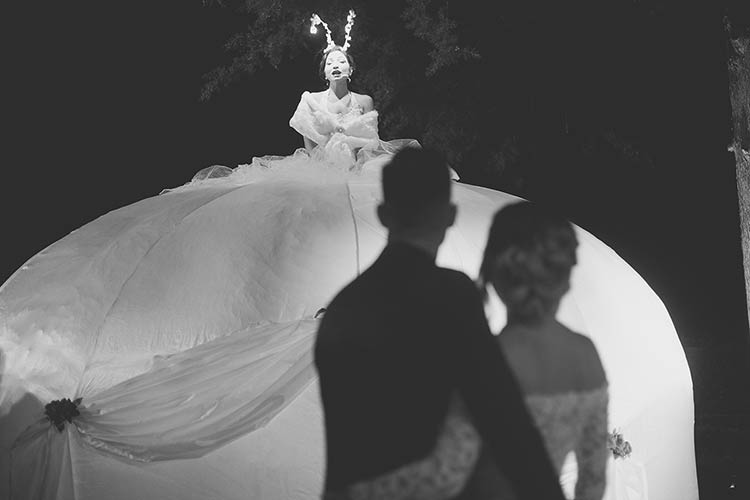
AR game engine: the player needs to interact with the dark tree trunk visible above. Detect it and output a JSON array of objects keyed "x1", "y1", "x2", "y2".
[{"x1": 724, "y1": 16, "x2": 750, "y2": 334}]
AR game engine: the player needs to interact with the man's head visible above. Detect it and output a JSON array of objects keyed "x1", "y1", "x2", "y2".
[{"x1": 377, "y1": 147, "x2": 456, "y2": 254}]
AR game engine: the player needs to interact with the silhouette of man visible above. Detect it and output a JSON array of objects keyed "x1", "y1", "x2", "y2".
[{"x1": 315, "y1": 147, "x2": 565, "y2": 499}]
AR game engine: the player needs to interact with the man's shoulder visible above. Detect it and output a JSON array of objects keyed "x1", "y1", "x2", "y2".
[
  {"x1": 324, "y1": 277, "x2": 357, "y2": 307},
  {"x1": 433, "y1": 266, "x2": 478, "y2": 294},
  {"x1": 434, "y1": 265, "x2": 471, "y2": 280},
  {"x1": 323, "y1": 270, "x2": 372, "y2": 313},
  {"x1": 323, "y1": 263, "x2": 478, "y2": 312}
]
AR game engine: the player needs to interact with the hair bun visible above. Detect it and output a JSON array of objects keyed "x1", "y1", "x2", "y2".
[{"x1": 479, "y1": 202, "x2": 578, "y2": 321}]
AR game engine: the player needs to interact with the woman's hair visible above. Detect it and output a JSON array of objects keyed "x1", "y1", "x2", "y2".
[
  {"x1": 478, "y1": 201, "x2": 578, "y2": 322},
  {"x1": 318, "y1": 46, "x2": 356, "y2": 80}
]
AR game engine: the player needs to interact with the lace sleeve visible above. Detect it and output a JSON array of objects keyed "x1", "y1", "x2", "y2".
[{"x1": 574, "y1": 386, "x2": 609, "y2": 500}]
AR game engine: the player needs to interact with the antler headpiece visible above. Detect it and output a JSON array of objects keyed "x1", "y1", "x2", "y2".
[{"x1": 310, "y1": 9, "x2": 357, "y2": 52}]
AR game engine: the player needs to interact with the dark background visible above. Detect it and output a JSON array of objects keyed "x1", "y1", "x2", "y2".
[
  {"x1": 3, "y1": 1, "x2": 749, "y2": 498},
  {"x1": 5, "y1": 2, "x2": 747, "y2": 344}
]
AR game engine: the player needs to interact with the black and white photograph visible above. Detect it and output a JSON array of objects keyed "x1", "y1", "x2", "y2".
[{"x1": 2, "y1": 1, "x2": 748, "y2": 499}]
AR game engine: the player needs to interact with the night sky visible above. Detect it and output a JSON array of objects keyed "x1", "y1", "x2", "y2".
[{"x1": 4, "y1": 2, "x2": 748, "y2": 349}]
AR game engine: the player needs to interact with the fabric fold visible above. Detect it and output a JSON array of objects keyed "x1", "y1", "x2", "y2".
[{"x1": 11, "y1": 318, "x2": 319, "y2": 498}]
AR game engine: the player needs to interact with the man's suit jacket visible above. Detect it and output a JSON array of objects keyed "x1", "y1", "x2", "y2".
[{"x1": 315, "y1": 241, "x2": 565, "y2": 499}]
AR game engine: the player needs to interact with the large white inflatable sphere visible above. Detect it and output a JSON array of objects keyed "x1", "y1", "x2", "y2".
[{"x1": 0, "y1": 157, "x2": 696, "y2": 500}]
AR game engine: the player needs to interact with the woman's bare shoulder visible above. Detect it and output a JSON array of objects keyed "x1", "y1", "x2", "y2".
[
  {"x1": 562, "y1": 327, "x2": 607, "y2": 388},
  {"x1": 353, "y1": 92, "x2": 374, "y2": 111},
  {"x1": 499, "y1": 324, "x2": 607, "y2": 392}
]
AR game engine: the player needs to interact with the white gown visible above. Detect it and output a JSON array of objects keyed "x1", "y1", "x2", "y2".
[
  {"x1": 345, "y1": 384, "x2": 609, "y2": 500},
  {"x1": 462, "y1": 387, "x2": 612, "y2": 500},
  {"x1": 0, "y1": 91, "x2": 696, "y2": 500},
  {"x1": 529, "y1": 387, "x2": 610, "y2": 500}
]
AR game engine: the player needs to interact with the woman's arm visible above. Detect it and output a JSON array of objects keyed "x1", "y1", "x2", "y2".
[
  {"x1": 574, "y1": 388, "x2": 609, "y2": 500},
  {"x1": 574, "y1": 343, "x2": 609, "y2": 500}
]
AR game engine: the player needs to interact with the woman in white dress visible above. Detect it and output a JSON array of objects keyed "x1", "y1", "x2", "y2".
[
  {"x1": 286, "y1": 45, "x2": 398, "y2": 172},
  {"x1": 297, "y1": 47, "x2": 373, "y2": 151},
  {"x1": 462, "y1": 201, "x2": 610, "y2": 500}
]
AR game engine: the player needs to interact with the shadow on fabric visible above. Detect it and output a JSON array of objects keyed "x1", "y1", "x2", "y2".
[{"x1": 0, "y1": 348, "x2": 45, "y2": 499}]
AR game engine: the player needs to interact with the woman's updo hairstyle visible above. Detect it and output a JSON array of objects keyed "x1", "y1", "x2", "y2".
[
  {"x1": 478, "y1": 201, "x2": 578, "y2": 322},
  {"x1": 318, "y1": 45, "x2": 356, "y2": 80}
]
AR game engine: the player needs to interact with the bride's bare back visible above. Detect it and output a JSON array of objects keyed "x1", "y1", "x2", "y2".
[{"x1": 498, "y1": 320, "x2": 607, "y2": 396}]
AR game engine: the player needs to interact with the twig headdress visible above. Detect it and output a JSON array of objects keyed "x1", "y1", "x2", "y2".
[{"x1": 310, "y1": 9, "x2": 357, "y2": 52}]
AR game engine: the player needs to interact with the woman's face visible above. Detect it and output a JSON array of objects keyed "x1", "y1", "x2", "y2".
[{"x1": 324, "y1": 50, "x2": 351, "y2": 82}]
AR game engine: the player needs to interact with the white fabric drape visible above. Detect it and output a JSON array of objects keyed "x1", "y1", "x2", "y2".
[{"x1": 12, "y1": 318, "x2": 318, "y2": 498}]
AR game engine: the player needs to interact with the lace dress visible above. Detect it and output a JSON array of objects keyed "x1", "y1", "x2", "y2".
[
  {"x1": 527, "y1": 386, "x2": 609, "y2": 500},
  {"x1": 347, "y1": 386, "x2": 608, "y2": 500},
  {"x1": 334, "y1": 397, "x2": 479, "y2": 500}
]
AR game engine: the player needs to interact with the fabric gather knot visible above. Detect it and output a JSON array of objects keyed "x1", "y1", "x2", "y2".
[{"x1": 44, "y1": 397, "x2": 83, "y2": 432}]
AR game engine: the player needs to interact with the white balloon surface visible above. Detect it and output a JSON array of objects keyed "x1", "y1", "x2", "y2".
[{"x1": 0, "y1": 156, "x2": 696, "y2": 500}]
